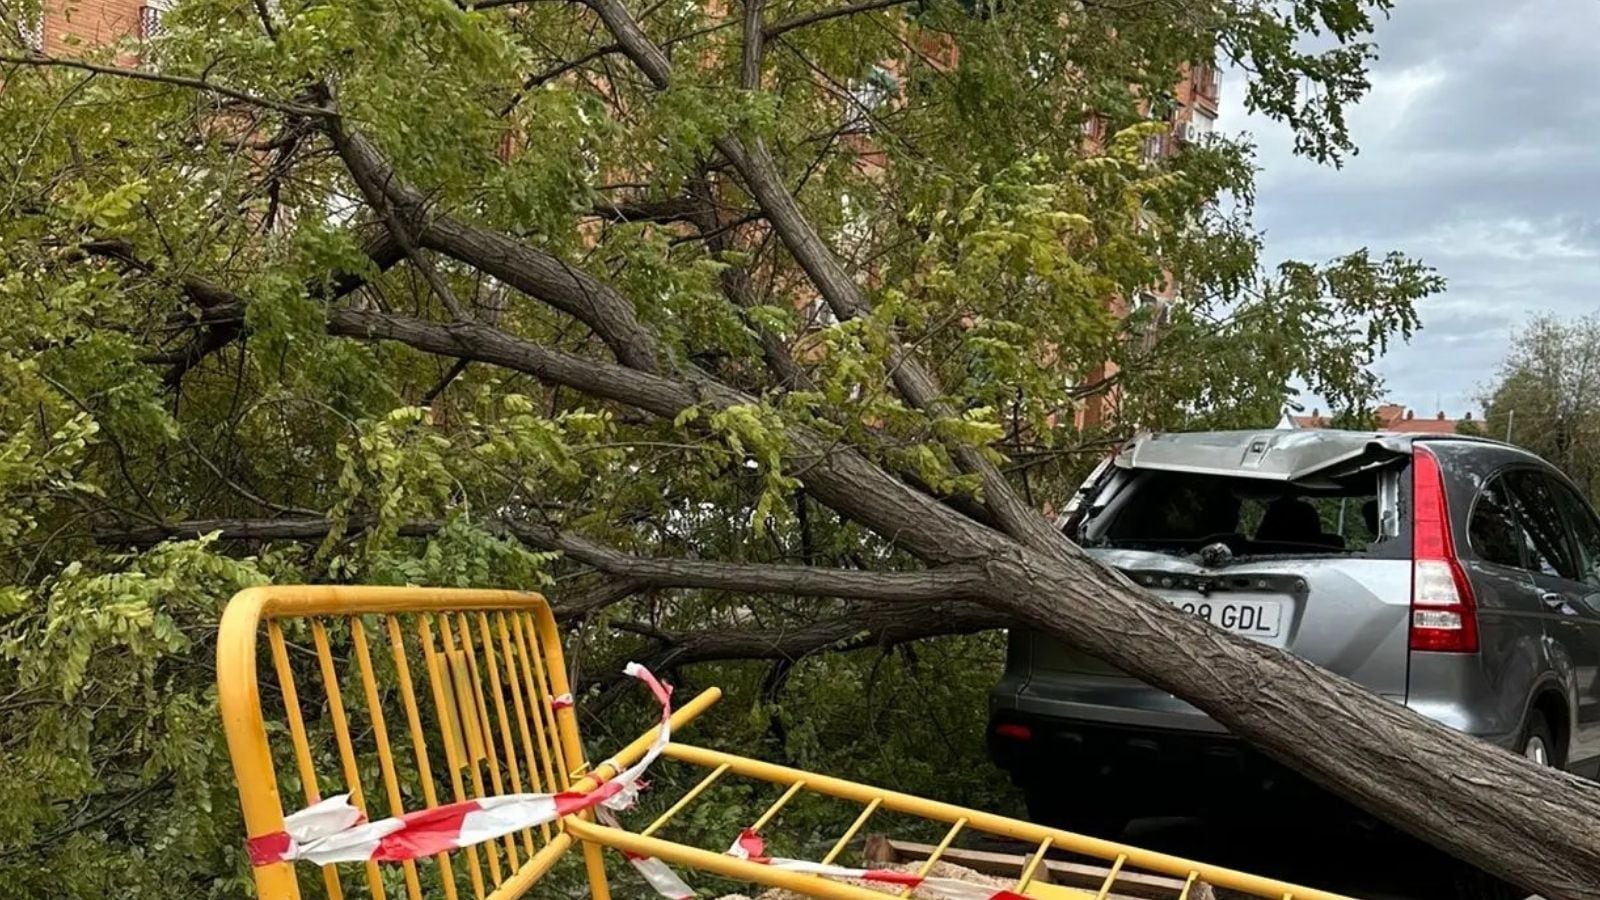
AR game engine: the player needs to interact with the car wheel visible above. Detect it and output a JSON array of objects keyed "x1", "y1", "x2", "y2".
[
  {"x1": 1517, "y1": 710, "x2": 1558, "y2": 769},
  {"x1": 1022, "y1": 788, "x2": 1130, "y2": 838}
]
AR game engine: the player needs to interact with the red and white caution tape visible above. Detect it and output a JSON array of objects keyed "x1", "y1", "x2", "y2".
[
  {"x1": 596, "y1": 806, "x2": 697, "y2": 899},
  {"x1": 247, "y1": 663, "x2": 673, "y2": 868},
  {"x1": 720, "y1": 829, "x2": 1030, "y2": 900}
]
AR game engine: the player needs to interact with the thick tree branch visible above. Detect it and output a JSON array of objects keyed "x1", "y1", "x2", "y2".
[
  {"x1": 328, "y1": 129, "x2": 468, "y2": 319},
  {"x1": 741, "y1": 0, "x2": 766, "y2": 90},
  {"x1": 0, "y1": 53, "x2": 333, "y2": 119},
  {"x1": 506, "y1": 0, "x2": 912, "y2": 111},
  {"x1": 507, "y1": 521, "x2": 989, "y2": 600},
  {"x1": 331, "y1": 127, "x2": 664, "y2": 372},
  {"x1": 88, "y1": 229, "x2": 404, "y2": 386},
  {"x1": 328, "y1": 307, "x2": 697, "y2": 417},
  {"x1": 590, "y1": 196, "x2": 716, "y2": 224},
  {"x1": 631, "y1": 599, "x2": 1001, "y2": 667},
  {"x1": 553, "y1": 576, "x2": 650, "y2": 622},
  {"x1": 96, "y1": 515, "x2": 988, "y2": 601},
  {"x1": 761, "y1": 0, "x2": 917, "y2": 39}
]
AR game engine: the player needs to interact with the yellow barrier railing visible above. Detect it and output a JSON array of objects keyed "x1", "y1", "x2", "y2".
[{"x1": 218, "y1": 586, "x2": 1356, "y2": 900}]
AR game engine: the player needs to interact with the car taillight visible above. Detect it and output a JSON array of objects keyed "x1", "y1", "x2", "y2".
[
  {"x1": 993, "y1": 722, "x2": 1033, "y2": 742},
  {"x1": 1410, "y1": 446, "x2": 1478, "y2": 653}
]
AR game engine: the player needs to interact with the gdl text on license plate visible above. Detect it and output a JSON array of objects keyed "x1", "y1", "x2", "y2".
[{"x1": 1165, "y1": 597, "x2": 1282, "y2": 639}]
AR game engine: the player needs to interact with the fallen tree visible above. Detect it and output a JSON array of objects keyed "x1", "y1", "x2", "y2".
[{"x1": 2, "y1": 0, "x2": 1596, "y2": 896}]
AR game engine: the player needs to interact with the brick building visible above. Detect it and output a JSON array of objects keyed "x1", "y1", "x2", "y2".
[
  {"x1": 1073, "y1": 60, "x2": 1221, "y2": 430},
  {"x1": 19, "y1": 0, "x2": 168, "y2": 53}
]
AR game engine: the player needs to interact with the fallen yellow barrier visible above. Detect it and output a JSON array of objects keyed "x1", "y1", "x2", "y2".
[{"x1": 217, "y1": 585, "x2": 1355, "y2": 900}]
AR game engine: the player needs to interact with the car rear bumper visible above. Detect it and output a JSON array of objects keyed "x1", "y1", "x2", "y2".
[
  {"x1": 986, "y1": 709, "x2": 1317, "y2": 817},
  {"x1": 988, "y1": 672, "x2": 1519, "y2": 815},
  {"x1": 995, "y1": 673, "x2": 1229, "y2": 734},
  {"x1": 994, "y1": 671, "x2": 1512, "y2": 748}
]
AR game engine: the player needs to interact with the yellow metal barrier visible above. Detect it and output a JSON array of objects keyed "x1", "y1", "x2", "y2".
[{"x1": 218, "y1": 586, "x2": 1356, "y2": 900}]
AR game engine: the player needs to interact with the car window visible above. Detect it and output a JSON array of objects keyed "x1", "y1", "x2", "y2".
[
  {"x1": 1552, "y1": 482, "x2": 1600, "y2": 588},
  {"x1": 1504, "y1": 471, "x2": 1580, "y2": 580},
  {"x1": 1468, "y1": 477, "x2": 1524, "y2": 569},
  {"x1": 1091, "y1": 469, "x2": 1391, "y2": 555}
]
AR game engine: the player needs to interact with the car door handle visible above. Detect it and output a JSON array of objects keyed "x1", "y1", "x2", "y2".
[{"x1": 1542, "y1": 591, "x2": 1568, "y2": 610}]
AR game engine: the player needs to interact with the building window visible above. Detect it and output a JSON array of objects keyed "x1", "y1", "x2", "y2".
[
  {"x1": 846, "y1": 65, "x2": 898, "y2": 131},
  {"x1": 140, "y1": 1, "x2": 173, "y2": 40},
  {"x1": 1141, "y1": 133, "x2": 1168, "y2": 164},
  {"x1": 17, "y1": 14, "x2": 43, "y2": 51},
  {"x1": 1192, "y1": 62, "x2": 1221, "y2": 99},
  {"x1": 1146, "y1": 91, "x2": 1178, "y2": 122}
]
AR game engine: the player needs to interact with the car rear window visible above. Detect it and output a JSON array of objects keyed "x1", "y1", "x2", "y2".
[{"x1": 1084, "y1": 469, "x2": 1400, "y2": 557}]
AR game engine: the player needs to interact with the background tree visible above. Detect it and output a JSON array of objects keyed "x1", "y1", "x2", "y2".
[
  {"x1": 1483, "y1": 313, "x2": 1600, "y2": 499},
  {"x1": 0, "y1": 0, "x2": 1592, "y2": 897}
]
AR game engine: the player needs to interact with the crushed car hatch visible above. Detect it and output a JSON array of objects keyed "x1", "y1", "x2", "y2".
[{"x1": 1112, "y1": 429, "x2": 1410, "y2": 484}]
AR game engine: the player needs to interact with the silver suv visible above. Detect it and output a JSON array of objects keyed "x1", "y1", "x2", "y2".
[{"x1": 988, "y1": 429, "x2": 1600, "y2": 834}]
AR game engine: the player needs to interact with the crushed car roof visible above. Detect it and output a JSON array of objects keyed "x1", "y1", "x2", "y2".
[{"x1": 1113, "y1": 429, "x2": 1422, "y2": 482}]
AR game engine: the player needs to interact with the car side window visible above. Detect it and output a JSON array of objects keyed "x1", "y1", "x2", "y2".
[
  {"x1": 1504, "y1": 471, "x2": 1580, "y2": 580},
  {"x1": 1468, "y1": 477, "x2": 1525, "y2": 568},
  {"x1": 1552, "y1": 482, "x2": 1600, "y2": 588}
]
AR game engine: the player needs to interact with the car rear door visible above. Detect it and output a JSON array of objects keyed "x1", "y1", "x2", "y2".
[
  {"x1": 1503, "y1": 468, "x2": 1600, "y2": 763},
  {"x1": 1543, "y1": 474, "x2": 1600, "y2": 766}
]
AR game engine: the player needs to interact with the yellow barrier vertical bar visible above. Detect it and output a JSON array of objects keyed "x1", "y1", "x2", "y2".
[
  {"x1": 475, "y1": 612, "x2": 536, "y2": 858},
  {"x1": 218, "y1": 593, "x2": 301, "y2": 900},
  {"x1": 1014, "y1": 836, "x2": 1053, "y2": 895},
  {"x1": 900, "y1": 817, "x2": 966, "y2": 898},
  {"x1": 268, "y1": 621, "x2": 344, "y2": 900},
  {"x1": 350, "y1": 617, "x2": 424, "y2": 900},
  {"x1": 642, "y1": 763, "x2": 732, "y2": 837},
  {"x1": 751, "y1": 780, "x2": 807, "y2": 833},
  {"x1": 454, "y1": 612, "x2": 520, "y2": 871},
  {"x1": 516, "y1": 612, "x2": 573, "y2": 786},
  {"x1": 438, "y1": 616, "x2": 507, "y2": 886},
  {"x1": 508, "y1": 615, "x2": 563, "y2": 799},
  {"x1": 493, "y1": 612, "x2": 552, "y2": 847},
  {"x1": 1178, "y1": 871, "x2": 1199, "y2": 900},
  {"x1": 310, "y1": 619, "x2": 389, "y2": 900},
  {"x1": 1094, "y1": 854, "x2": 1127, "y2": 900},
  {"x1": 820, "y1": 798, "x2": 882, "y2": 866},
  {"x1": 420, "y1": 615, "x2": 489, "y2": 900},
  {"x1": 386, "y1": 616, "x2": 459, "y2": 900},
  {"x1": 528, "y1": 608, "x2": 609, "y2": 900}
]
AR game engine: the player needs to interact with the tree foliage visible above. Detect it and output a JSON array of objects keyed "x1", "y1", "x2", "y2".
[
  {"x1": 1483, "y1": 313, "x2": 1600, "y2": 500},
  {"x1": 0, "y1": 0, "x2": 1491, "y2": 895}
]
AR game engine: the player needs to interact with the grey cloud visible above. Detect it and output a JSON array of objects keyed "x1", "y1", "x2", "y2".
[{"x1": 1225, "y1": 0, "x2": 1600, "y2": 415}]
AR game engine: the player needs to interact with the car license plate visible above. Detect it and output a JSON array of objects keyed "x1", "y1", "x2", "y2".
[{"x1": 1165, "y1": 597, "x2": 1282, "y2": 639}]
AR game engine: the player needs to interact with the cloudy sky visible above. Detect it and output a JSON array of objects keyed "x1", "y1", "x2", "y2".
[{"x1": 1221, "y1": 0, "x2": 1600, "y2": 417}]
